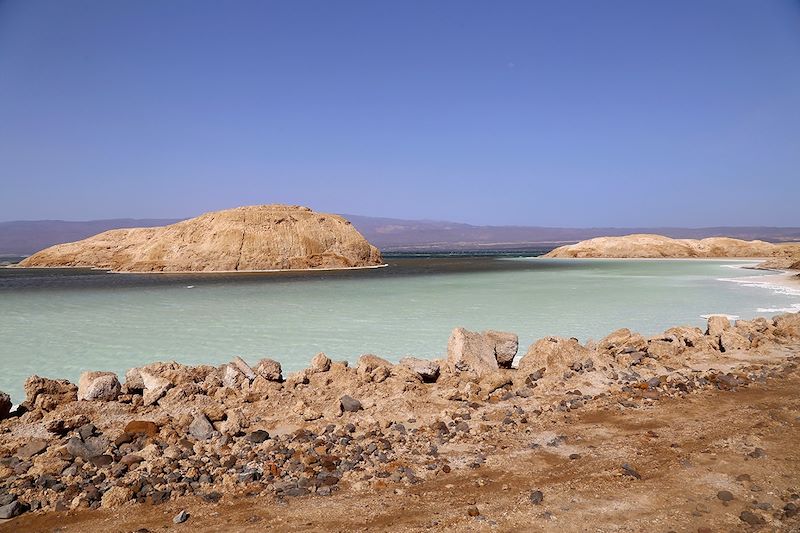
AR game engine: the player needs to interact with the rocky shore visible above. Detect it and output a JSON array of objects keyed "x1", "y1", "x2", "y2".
[{"x1": 1, "y1": 313, "x2": 800, "y2": 531}]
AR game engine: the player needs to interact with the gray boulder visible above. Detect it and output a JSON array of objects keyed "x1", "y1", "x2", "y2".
[{"x1": 188, "y1": 413, "x2": 214, "y2": 440}]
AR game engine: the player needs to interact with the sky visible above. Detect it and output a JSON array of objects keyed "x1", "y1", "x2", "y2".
[{"x1": 1, "y1": 1, "x2": 799, "y2": 227}]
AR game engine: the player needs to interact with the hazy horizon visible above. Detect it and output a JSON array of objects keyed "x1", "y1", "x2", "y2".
[{"x1": 1, "y1": 1, "x2": 799, "y2": 226}]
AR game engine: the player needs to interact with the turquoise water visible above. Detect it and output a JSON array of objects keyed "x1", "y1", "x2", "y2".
[{"x1": 1, "y1": 257, "x2": 798, "y2": 404}]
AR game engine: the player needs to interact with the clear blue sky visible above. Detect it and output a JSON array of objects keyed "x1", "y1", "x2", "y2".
[{"x1": 1, "y1": 1, "x2": 799, "y2": 226}]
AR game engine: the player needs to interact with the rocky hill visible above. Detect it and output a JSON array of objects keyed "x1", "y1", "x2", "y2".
[
  {"x1": 544, "y1": 234, "x2": 800, "y2": 259},
  {"x1": 17, "y1": 206, "x2": 383, "y2": 272}
]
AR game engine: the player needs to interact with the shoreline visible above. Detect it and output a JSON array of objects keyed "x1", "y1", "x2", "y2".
[
  {"x1": 1, "y1": 312, "x2": 800, "y2": 530},
  {"x1": 5, "y1": 263, "x2": 389, "y2": 274}
]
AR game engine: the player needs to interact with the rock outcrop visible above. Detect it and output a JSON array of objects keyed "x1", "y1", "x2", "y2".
[
  {"x1": 544, "y1": 234, "x2": 800, "y2": 259},
  {"x1": 18, "y1": 205, "x2": 384, "y2": 272}
]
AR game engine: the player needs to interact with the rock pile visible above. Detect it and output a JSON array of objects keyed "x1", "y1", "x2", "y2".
[{"x1": 1, "y1": 313, "x2": 799, "y2": 522}]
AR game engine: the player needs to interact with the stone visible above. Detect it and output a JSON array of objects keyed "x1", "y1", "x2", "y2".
[
  {"x1": 124, "y1": 420, "x2": 159, "y2": 437},
  {"x1": 357, "y1": 354, "x2": 393, "y2": 375},
  {"x1": 530, "y1": 490, "x2": 544, "y2": 504},
  {"x1": 516, "y1": 336, "x2": 589, "y2": 385},
  {"x1": 399, "y1": 357, "x2": 440, "y2": 383},
  {"x1": 16, "y1": 439, "x2": 48, "y2": 460},
  {"x1": 717, "y1": 490, "x2": 734, "y2": 502},
  {"x1": 309, "y1": 352, "x2": 332, "y2": 373},
  {"x1": 484, "y1": 330, "x2": 519, "y2": 368},
  {"x1": 231, "y1": 356, "x2": 256, "y2": 381},
  {"x1": 598, "y1": 328, "x2": 648, "y2": 356},
  {"x1": 246, "y1": 430, "x2": 270, "y2": 443},
  {"x1": 68, "y1": 436, "x2": 108, "y2": 459},
  {"x1": 646, "y1": 338, "x2": 681, "y2": 359},
  {"x1": 0, "y1": 391, "x2": 11, "y2": 419},
  {"x1": 254, "y1": 358, "x2": 283, "y2": 381},
  {"x1": 189, "y1": 413, "x2": 214, "y2": 440},
  {"x1": 0, "y1": 500, "x2": 28, "y2": 519},
  {"x1": 467, "y1": 506, "x2": 480, "y2": 517},
  {"x1": 621, "y1": 463, "x2": 641, "y2": 479},
  {"x1": 340, "y1": 395, "x2": 363, "y2": 412},
  {"x1": 101, "y1": 486, "x2": 132, "y2": 509},
  {"x1": 23, "y1": 375, "x2": 77, "y2": 411},
  {"x1": 720, "y1": 330, "x2": 750, "y2": 352},
  {"x1": 173, "y1": 510, "x2": 190, "y2": 524},
  {"x1": 77, "y1": 371, "x2": 121, "y2": 401},
  {"x1": 19, "y1": 205, "x2": 384, "y2": 272},
  {"x1": 774, "y1": 312, "x2": 800, "y2": 337},
  {"x1": 140, "y1": 371, "x2": 171, "y2": 406},
  {"x1": 447, "y1": 327, "x2": 499, "y2": 377},
  {"x1": 706, "y1": 315, "x2": 731, "y2": 337},
  {"x1": 739, "y1": 510, "x2": 766, "y2": 526}
]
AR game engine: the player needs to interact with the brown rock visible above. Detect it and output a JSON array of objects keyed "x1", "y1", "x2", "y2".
[
  {"x1": 706, "y1": 315, "x2": 731, "y2": 337},
  {"x1": 309, "y1": 352, "x2": 332, "y2": 373},
  {"x1": 18, "y1": 205, "x2": 384, "y2": 272},
  {"x1": 124, "y1": 420, "x2": 159, "y2": 437},
  {"x1": 483, "y1": 330, "x2": 519, "y2": 368},
  {"x1": 77, "y1": 371, "x2": 121, "y2": 402},
  {"x1": 447, "y1": 327, "x2": 499, "y2": 377},
  {"x1": 23, "y1": 376, "x2": 77, "y2": 411},
  {"x1": 598, "y1": 328, "x2": 647, "y2": 356},
  {"x1": 399, "y1": 357, "x2": 440, "y2": 383},
  {"x1": 517, "y1": 336, "x2": 589, "y2": 385},
  {"x1": 720, "y1": 330, "x2": 751, "y2": 352},
  {"x1": 254, "y1": 358, "x2": 283, "y2": 381}
]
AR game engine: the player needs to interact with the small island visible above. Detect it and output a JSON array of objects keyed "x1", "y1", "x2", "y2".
[{"x1": 17, "y1": 205, "x2": 384, "y2": 273}]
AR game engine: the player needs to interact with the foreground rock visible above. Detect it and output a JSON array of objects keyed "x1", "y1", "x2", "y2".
[
  {"x1": 0, "y1": 312, "x2": 798, "y2": 527},
  {"x1": 18, "y1": 205, "x2": 384, "y2": 272},
  {"x1": 545, "y1": 234, "x2": 800, "y2": 258}
]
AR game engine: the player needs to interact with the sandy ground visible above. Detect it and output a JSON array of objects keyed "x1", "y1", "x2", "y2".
[{"x1": 5, "y1": 367, "x2": 798, "y2": 533}]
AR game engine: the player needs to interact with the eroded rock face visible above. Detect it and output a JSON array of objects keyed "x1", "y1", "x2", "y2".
[
  {"x1": 18, "y1": 205, "x2": 384, "y2": 272},
  {"x1": 483, "y1": 331, "x2": 519, "y2": 368},
  {"x1": 399, "y1": 357, "x2": 440, "y2": 383},
  {"x1": 447, "y1": 328, "x2": 499, "y2": 377},
  {"x1": 516, "y1": 337, "x2": 589, "y2": 385},
  {"x1": 255, "y1": 359, "x2": 283, "y2": 382},
  {"x1": 707, "y1": 315, "x2": 731, "y2": 337},
  {"x1": 23, "y1": 376, "x2": 77, "y2": 411},
  {"x1": 598, "y1": 328, "x2": 647, "y2": 356},
  {"x1": 77, "y1": 371, "x2": 121, "y2": 402},
  {"x1": 545, "y1": 234, "x2": 800, "y2": 259}
]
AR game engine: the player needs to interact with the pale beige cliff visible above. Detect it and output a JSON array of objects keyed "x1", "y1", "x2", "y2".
[
  {"x1": 544, "y1": 233, "x2": 800, "y2": 259},
  {"x1": 18, "y1": 205, "x2": 384, "y2": 272}
]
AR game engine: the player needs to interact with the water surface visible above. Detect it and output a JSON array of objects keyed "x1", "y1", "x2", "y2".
[{"x1": 1, "y1": 256, "x2": 798, "y2": 404}]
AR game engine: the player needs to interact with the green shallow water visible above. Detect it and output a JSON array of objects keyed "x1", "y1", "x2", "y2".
[{"x1": 1, "y1": 257, "x2": 798, "y2": 404}]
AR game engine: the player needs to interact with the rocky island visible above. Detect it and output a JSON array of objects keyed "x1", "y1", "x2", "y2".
[
  {"x1": 545, "y1": 234, "x2": 800, "y2": 260},
  {"x1": 17, "y1": 205, "x2": 384, "y2": 273},
  {"x1": 1, "y1": 314, "x2": 799, "y2": 531}
]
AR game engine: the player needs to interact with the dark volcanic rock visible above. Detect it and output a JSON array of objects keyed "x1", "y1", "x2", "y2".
[
  {"x1": 530, "y1": 490, "x2": 544, "y2": 504},
  {"x1": 340, "y1": 395, "x2": 363, "y2": 413},
  {"x1": 246, "y1": 430, "x2": 270, "y2": 443},
  {"x1": 739, "y1": 510, "x2": 766, "y2": 526},
  {"x1": 16, "y1": 439, "x2": 48, "y2": 460},
  {"x1": 0, "y1": 500, "x2": 29, "y2": 519},
  {"x1": 0, "y1": 391, "x2": 11, "y2": 419}
]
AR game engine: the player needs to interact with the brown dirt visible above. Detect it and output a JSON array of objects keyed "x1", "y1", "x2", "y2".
[{"x1": 5, "y1": 371, "x2": 799, "y2": 532}]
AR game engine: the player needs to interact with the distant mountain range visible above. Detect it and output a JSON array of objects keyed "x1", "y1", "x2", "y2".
[{"x1": 2, "y1": 215, "x2": 800, "y2": 256}]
